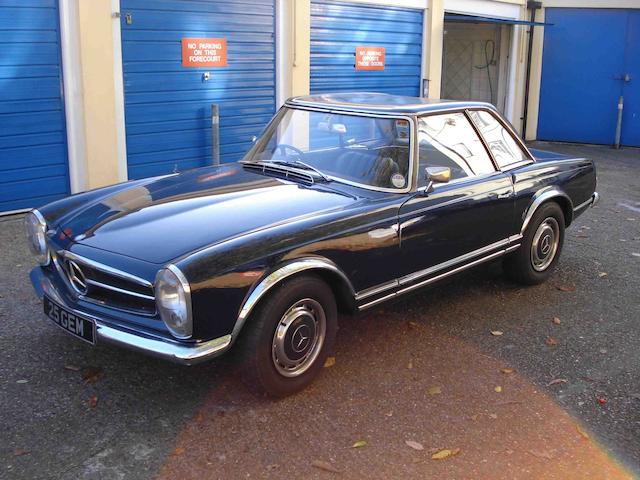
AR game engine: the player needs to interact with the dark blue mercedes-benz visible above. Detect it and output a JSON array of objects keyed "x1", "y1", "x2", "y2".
[{"x1": 26, "y1": 93, "x2": 598, "y2": 396}]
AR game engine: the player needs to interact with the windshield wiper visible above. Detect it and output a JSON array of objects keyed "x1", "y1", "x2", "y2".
[{"x1": 269, "y1": 160, "x2": 332, "y2": 182}]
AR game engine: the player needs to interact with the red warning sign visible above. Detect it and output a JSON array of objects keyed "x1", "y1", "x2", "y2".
[
  {"x1": 355, "y1": 46, "x2": 385, "y2": 70},
  {"x1": 182, "y1": 38, "x2": 227, "y2": 67}
]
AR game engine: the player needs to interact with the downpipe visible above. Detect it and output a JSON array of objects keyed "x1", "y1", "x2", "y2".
[{"x1": 614, "y1": 96, "x2": 624, "y2": 149}]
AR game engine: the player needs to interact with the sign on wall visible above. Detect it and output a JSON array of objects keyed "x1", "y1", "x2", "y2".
[
  {"x1": 355, "y1": 46, "x2": 385, "y2": 70},
  {"x1": 181, "y1": 38, "x2": 227, "y2": 67}
]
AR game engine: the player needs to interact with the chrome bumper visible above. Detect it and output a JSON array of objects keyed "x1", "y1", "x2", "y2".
[
  {"x1": 30, "y1": 267, "x2": 231, "y2": 365},
  {"x1": 573, "y1": 191, "x2": 600, "y2": 214},
  {"x1": 591, "y1": 191, "x2": 600, "y2": 207}
]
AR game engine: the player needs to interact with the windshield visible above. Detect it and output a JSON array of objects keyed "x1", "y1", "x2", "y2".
[{"x1": 243, "y1": 107, "x2": 412, "y2": 190}]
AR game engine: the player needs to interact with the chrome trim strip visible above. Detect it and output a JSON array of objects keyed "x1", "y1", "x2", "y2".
[
  {"x1": 398, "y1": 237, "x2": 511, "y2": 286},
  {"x1": 355, "y1": 235, "x2": 522, "y2": 304},
  {"x1": 573, "y1": 193, "x2": 599, "y2": 212},
  {"x1": 233, "y1": 257, "x2": 355, "y2": 340},
  {"x1": 395, "y1": 250, "x2": 506, "y2": 296},
  {"x1": 505, "y1": 244, "x2": 521, "y2": 253},
  {"x1": 358, "y1": 249, "x2": 506, "y2": 311},
  {"x1": 30, "y1": 267, "x2": 230, "y2": 365},
  {"x1": 60, "y1": 251, "x2": 152, "y2": 288},
  {"x1": 355, "y1": 279, "x2": 399, "y2": 301},
  {"x1": 520, "y1": 188, "x2": 573, "y2": 234},
  {"x1": 85, "y1": 279, "x2": 155, "y2": 301}
]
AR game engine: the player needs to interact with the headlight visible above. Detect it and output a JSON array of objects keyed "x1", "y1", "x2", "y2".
[
  {"x1": 24, "y1": 210, "x2": 50, "y2": 266},
  {"x1": 155, "y1": 266, "x2": 192, "y2": 339}
]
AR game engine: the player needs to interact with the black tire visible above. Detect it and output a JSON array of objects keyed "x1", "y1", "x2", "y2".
[
  {"x1": 504, "y1": 202, "x2": 565, "y2": 285},
  {"x1": 237, "y1": 274, "x2": 337, "y2": 397}
]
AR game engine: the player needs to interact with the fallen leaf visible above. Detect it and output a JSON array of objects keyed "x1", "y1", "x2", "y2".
[
  {"x1": 407, "y1": 359, "x2": 413, "y2": 369},
  {"x1": 431, "y1": 448, "x2": 460, "y2": 460},
  {"x1": 597, "y1": 396, "x2": 606, "y2": 406},
  {"x1": 324, "y1": 357, "x2": 336, "y2": 368},
  {"x1": 405, "y1": 440, "x2": 424, "y2": 451},
  {"x1": 311, "y1": 460, "x2": 340, "y2": 473},
  {"x1": 528, "y1": 449, "x2": 554, "y2": 460},
  {"x1": 576, "y1": 425, "x2": 590, "y2": 440},
  {"x1": 491, "y1": 330, "x2": 504, "y2": 336},
  {"x1": 598, "y1": 272, "x2": 608, "y2": 278},
  {"x1": 555, "y1": 285, "x2": 576, "y2": 292},
  {"x1": 13, "y1": 449, "x2": 30, "y2": 457},
  {"x1": 266, "y1": 464, "x2": 279, "y2": 471},
  {"x1": 407, "y1": 321, "x2": 420, "y2": 329},
  {"x1": 171, "y1": 447, "x2": 185, "y2": 456},
  {"x1": 88, "y1": 395, "x2": 98, "y2": 408},
  {"x1": 552, "y1": 317, "x2": 561, "y2": 325},
  {"x1": 82, "y1": 367, "x2": 104, "y2": 384},
  {"x1": 470, "y1": 414, "x2": 480, "y2": 421},
  {"x1": 352, "y1": 440, "x2": 367, "y2": 448},
  {"x1": 547, "y1": 378, "x2": 568, "y2": 386},
  {"x1": 500, "y1": 368, "x2": 515, "y2": 374},
  {"x1": 599, "y1": 348, "x2": 607, "y2": 354},
  {"x1": 494, "y1": 386, "x2": 503, "y2": 393},
  {"x1": 16, "y1": 379, "x2": 28, "y2": 384},
  {"x1": 427, "y1": 386, "x2": 442, "y2": 396},
  {"x1": 385, "y1": 411, "x2": 393, "y2": 417},
  {"x1": 64, "y1": 364, "x2": 81, "y2": 372},
  {"x1": 488, "y1": 413, "x2": 498, "y2": 419},
  {"x1": 546, "y1": 337, "x2": 558, "y2": 346}
]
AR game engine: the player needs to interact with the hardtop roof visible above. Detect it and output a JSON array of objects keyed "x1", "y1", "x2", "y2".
[{"x1": 287, "y1": 92, "x2": 496, "y2": 115}]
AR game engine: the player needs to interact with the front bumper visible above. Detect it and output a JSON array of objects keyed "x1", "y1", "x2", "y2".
[{"x1": 30, "y1": 267, "x2": 231, "y2": 365}]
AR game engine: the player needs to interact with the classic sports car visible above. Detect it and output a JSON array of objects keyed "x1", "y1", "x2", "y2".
[{"x1": 26, "y1": 93, "x2": 598, "y2": 396}]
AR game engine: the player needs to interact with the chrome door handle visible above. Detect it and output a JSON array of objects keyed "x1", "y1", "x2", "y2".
[{"x1": 497, "y1": 192, "x2": 512, "y2": 199}]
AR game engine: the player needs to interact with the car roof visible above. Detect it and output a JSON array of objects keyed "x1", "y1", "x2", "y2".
[{"x1": 287, "y1": 92, "x2": 496, "y2": 115}]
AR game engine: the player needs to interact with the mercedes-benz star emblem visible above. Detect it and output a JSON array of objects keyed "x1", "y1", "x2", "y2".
[
  {"x1": 291, "y1": 325, "x2": 311, "y2": 353},
  {"x1": 540, "y1": 235, "x2": 552, "y2": 256},
  {"x1": 66, "y1": 260, "x2": 88, "y2": 295}
]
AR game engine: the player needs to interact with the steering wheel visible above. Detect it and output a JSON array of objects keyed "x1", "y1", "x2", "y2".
[{"x1": 273, "y1": 144, "x2": 304, "y2": 160}]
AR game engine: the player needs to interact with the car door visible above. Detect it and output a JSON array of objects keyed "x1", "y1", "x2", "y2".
[{"x1": 396, "y1": 111, "x2": 516, "y2": 284}]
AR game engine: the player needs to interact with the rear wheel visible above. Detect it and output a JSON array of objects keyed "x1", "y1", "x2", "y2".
[
  {"x1": 504, "y1": 202, "x2": 565, "y2": 285},
  {"x1": 238, "y1": 274, "x2": 337, "y2": 397}
]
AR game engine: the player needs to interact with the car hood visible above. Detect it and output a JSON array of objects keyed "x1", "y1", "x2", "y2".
[{"x1": 59, "y1": 164, "x2": 357, "y2": 263}]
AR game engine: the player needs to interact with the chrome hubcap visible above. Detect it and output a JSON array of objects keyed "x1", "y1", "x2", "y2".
[
  {"x1": 272, "y1": 298, "x2": 326, "y2": 377},
  {"x1": 531, "y1": 217, "x2": 560, "y2": 272}
]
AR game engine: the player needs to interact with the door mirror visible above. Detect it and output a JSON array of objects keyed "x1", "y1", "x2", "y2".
[{"x1": 423, "y1": 167, "x2": 451, "y2": 194}]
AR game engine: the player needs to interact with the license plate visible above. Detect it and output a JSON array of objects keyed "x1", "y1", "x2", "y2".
[{"x1": 44, "y1": 296, "x2": 96, "y2": 345}]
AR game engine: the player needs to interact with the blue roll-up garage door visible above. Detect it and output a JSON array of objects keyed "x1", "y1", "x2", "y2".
[
  {"x1": 120, "y1": 0, "x2": 276, "y2": 179},
  {"x1": 0, "y1": 0, "x2": 69, "y2": 213},
  {"x1": 310, "y1": 0, "x2": 423, "y2": 96},
  {"x1": 538, "y1": 8, "x2": 640, "y2": 147}
]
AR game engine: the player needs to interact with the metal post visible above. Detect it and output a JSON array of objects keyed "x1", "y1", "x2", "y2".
[
  {"x1": 614, "y1": 96, "x2": 624, "y2": 149},
  {"x1": 211, "y1": 104, "x2": 220, "y2": 165}
]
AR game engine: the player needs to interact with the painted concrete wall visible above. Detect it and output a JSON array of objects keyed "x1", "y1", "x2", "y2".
[{"x1": 76, "y1": 0, "x2": 123, "y2": 189}]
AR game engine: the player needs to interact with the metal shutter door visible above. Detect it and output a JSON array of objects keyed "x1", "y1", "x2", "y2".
[
  {"x1": 538, "y1": 8, "x2": 639, "y2": 146},
  {"x1": 0, "y1": 0, "x2": 69, "y2": 213},
  {"x1": 120, "y1": 0, "x2": 276, "y2": 179},
  {"x1": 310, "y1": 0, "x2": 423, "y2": 96}
]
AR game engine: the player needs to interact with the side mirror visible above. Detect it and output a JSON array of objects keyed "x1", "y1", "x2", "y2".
[{"x1": 423, "y1": 167, "x2": 451, "y2": 194}]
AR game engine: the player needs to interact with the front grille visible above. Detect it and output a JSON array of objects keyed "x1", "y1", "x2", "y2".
[{"x1": 54, "y1": 252, "x2": 157, "y2": 316}]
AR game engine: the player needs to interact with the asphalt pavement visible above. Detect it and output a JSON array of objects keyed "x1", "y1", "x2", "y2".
[{"x1": 1, "y1": 142, "x2": 639, "y2": 479}]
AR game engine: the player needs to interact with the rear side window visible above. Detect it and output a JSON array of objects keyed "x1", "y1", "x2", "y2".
[
  {"x1": 417, "y1": 112, "x2": 495, "y2": 185},
  {"x1": 467, "y1": 110, "x2": 529, "y2": 168}
]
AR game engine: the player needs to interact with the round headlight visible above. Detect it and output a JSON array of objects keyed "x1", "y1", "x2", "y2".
[
  {"x1": 155, "y1": 266, "x2": 192, "y2": 339},
  {"x1": 24, "y1": 210, "x2": 50, "y2": 266}
]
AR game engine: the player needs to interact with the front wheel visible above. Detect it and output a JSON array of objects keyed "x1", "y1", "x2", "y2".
[
  {"x1": 237, "y1": 274, "x2": 337, "y2": 397},
  {"x1": 504, "y1": 202, "x2": 565, "y2": 285}
]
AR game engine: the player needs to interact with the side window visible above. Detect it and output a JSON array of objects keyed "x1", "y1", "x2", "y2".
[
  {"x1": 467, "y1": 110, "x2": 529, "y2": 168},
  {"x1": 417, "y1": 113, "x2": 495, "y2": 186}
]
